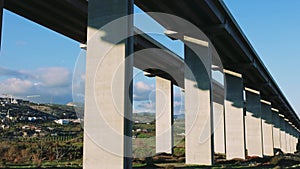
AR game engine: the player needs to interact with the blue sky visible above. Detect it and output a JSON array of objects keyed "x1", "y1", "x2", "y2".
[
  {"x1": 223, "y1": 0, "x2": 300, "y2": 115},
  {"x1": 0, "y1": 10, "x2": 79, "y2": 104},
  {"x1": 0, "y1": 1, "x2": 299, "y2": 115}
]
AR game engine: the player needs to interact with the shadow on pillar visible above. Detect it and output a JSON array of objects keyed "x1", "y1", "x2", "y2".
[
  {"x1": 184, "y1": 43, "x2": 214, "y2": 165},
  {"x1": 223, "y1": 72, "x2": 246, "y2": 160},
  {"x1": 297, "y1": 138, "x2": 300, "y2": 152}
]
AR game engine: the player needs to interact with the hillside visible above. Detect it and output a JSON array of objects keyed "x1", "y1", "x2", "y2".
[{"x1": 0, "y1": 100, "x2": 83, "y2": 168}]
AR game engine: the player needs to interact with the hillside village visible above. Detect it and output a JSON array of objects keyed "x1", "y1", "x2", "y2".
[
  {"x1": 0, "y1": 97, "x2": 83, "y2": 167},
  {"x1": 0, "y1": 97, "x2": 82, "y2": 139}
]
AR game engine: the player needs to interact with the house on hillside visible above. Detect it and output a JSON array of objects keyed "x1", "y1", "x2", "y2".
[{"x1": 54, "y1": 119, "x2": 70, "y2": 125}]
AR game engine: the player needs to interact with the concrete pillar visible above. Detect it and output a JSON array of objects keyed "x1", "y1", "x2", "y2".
[
  {"x1": 296, "y1": 130, "x2": 299, "y2": 151},
  {"x1": 287, "y1": 125, "x2": 292, "y2": 153},
  {"x1": 272, "y1": 109, "x2": 281, "y2": 150},
  {"x1": 295, "y1": 130, "x2": 298, "y2": 152},
  {"x1": 156, "y1": 77, "x2": 173, "y2": 154},
  {"x1": 291, "y1": 130, "x2": 295, "y2": 153},
  {"x1": 288, "y1": 127, "x2": 291, "y2": 153},
  {"x1": 184, "y1": 41, "x2": 213, "y2": 165},
  {"x1": 291, "y1": 131, "x2": 295, "y2": 153},
  {"x1": 295, "y1": 129, "x2": 299, "y2": 151},
  {"x1": 293, "y1": 129, "x2": 297, "y2": 152},
  {"x1": 293, "y1": 129, "x2": 297, "y2": 153},
  {"x1": 292, "y1": 128, "x2": 296, "y2": 153},
  {"x1": 290, "y1": 127, "x2": 294, "y2": 153},
  {"x1": 288, "y1": 124, "x2": 292, "y2": 153},
  {"x1": 285, "y1": 127, "x2": 291, "y2": 153},
  {"x1": 84, "y1": 0, "x2": 134, "y2": 168},
  {"x1": 244, "y1": 88, "x2": 263, "y2": 157},
  {"x1": 261, "y1": 101, "x2": 274, "y2": 156},
  {"x1": 295, "y1": 129, "x2": 300, "y2": 151},
  {"x1": 280, "y1": 117, "x2": 287, "y2": 153},
  {"x1": 213, "y1": 101, "x2": 225, "y2": 154},
  {"x1": 224, "y1": 70, "x2": 245, "y2": 160}
]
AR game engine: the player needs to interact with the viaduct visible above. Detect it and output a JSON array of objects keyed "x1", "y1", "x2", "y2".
[{"x1": 1, "y1": 0, "x2": 300, "y2": 168}]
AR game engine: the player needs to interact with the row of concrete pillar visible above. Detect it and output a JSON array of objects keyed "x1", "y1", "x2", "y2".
[
  {"x1": 83, "y1": 0, "x2": 299, "y2": 168},
  {"x1": 154, "y1": 69, "x2": 299, "y2": 166}
]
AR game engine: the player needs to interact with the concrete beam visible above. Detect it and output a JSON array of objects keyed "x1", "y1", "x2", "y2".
[
  {"x1": 224, "y1": 70, "x2": 246, "y2": 160},
  {"x1": 184, "y1": 40, "x2": 213, "y2": 165},
  {"x1": 261, "y1": 101, "x2": 274, "y2": 156},
  {"x1": 244, "y1": 88, "x2": 263, "y2": 157},
  {"x1": 156, "y1": 76, "x2": 173, "y2": 154},
  {"x1": 84, "y1": 0, "x2": 134, "y2": 168}
]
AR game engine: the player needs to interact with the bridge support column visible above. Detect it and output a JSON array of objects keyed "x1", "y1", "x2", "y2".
[
  {"x1": 293, "y1": 129, "x2": 297, "y2": 152},
  {"x1": 244, "y1": 88, "x2": 263, "y2": 157},
  {"x1": 288, "y1": 123, "x2": 293, "y2": 153},
  {"x1": 294, "y1": 130, "x2": 298, "y2": 152},
  {"x1": 285, "y1": 122, "x2": 291, "y2": 153},
  {"x1": 280, "y1": 117, "x2": 287, "y2": 153},
  {"x1": 156, "y1": 76, "x2": 173, "y2": 154},
  {"x1": 296, "y1": 130, "x2": 299, "y2": 151},
  {"x1": 84, "y1": 0, "x2": 134, "y2": 168},
  {"x1": 294, "y1": 129, "x2": 298, "y2": 152},
  {"x1": 288, "y1": 132, "x2": 292, "y2": 153},
  {"x1": 289, "y1": 128, "x2": 293, "y2": 153},
  {"x1": 184, "y1": 41, "x2": 213, "y2": 165},
  {"x1": 224, "y1": 70, "x2": 245, "y2": 160},
  {"x1": 292, "y1": 128, "x2": 296, "y2": 153},
  {"x1": 261, "y1": 101, "x2": 274, "y2": 156},
  {"x1": 213, "y1": 101, "x2": 225, "y2": 154},
  {"x1": 290, "y1": 127, "x2": 294, "y2": 153},
  {"x1": 291, "y1": 130, "x2": 295, "y2": 153},
  {"x1": 272, "y1": 109, "x2": 281, "y2": 150}
]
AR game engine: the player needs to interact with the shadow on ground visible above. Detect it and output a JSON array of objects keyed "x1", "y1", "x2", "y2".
[{"x1": 133, "y1": 152, "x2": 300, "y2": 169}]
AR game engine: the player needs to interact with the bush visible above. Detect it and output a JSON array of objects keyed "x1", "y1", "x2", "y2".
[
  {"x1": 173, "y1": 147, "x2": 185, "y2": 157},
  {"x1": 137, "y1": 133, "x2": 154, "y2": 138}
]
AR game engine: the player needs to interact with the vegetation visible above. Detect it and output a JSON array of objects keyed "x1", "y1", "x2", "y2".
[
  {"x1": 2, "y1": 101, "x2": 300, "y2": 168},
  {"x1": 0, "y1": 138, "x2": 83, "y2": 167},
  {"x1": 0, "y1": 100, "x2": 83, "y2": 168}
]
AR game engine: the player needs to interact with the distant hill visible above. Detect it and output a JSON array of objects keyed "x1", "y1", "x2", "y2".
[
  {"x1": 133, "y1": 112, "x2": 155, "y2": 123},
  {"x1": 133, "y1": 112, "x2": 185, "y2": 123},
  {"x1": 174, "y1": 114, "x2": 185, "y2": 120}
]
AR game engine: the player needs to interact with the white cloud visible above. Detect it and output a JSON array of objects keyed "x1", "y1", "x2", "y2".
[
  {"x1": 133, "y1": 81, "x2": 154, "y2": 101},
  {"x1": 36, "y1": 67, "x2": 71, "y2": 87},
  {"x1": 135, "y1": 81, "x2": 152, "y2": 92},
  {"x1": 0, "y1": 66, "x2": 72, "y2": 104},
  {"x1": 134, "y1": 101, "x2": 155, "y2": 113},
  {"x1": 174, "y1": 101, "x2": 183, "y2": 107},
  {"x1": 0, "y1": 78, "x2": 33, "y2": 94},
  {"x1": 138, "y1": 102, "x2": 155, "y2": 109}
]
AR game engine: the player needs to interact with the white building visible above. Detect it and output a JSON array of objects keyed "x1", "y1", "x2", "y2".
[{"x1": 54, "y1": 119, "x2": 70, "y2": 125}]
